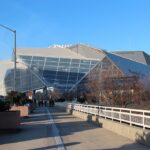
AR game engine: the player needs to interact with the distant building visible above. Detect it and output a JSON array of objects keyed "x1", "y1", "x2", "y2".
[{"x1": 0, "y1": 44, "x2": 150, "y2": 96}]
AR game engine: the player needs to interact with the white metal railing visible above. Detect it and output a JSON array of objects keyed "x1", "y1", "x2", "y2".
[{"x1": 67, "y1": 103, "x2": 150, "y2": 129}]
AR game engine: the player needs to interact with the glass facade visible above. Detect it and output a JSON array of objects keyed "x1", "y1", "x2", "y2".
[
  {"x1": 1, "y1": 44, "x2": 150, "y2": 96},
  {"x1": 16, "y1": 55, "x2": 99, "y2": 92},
  {"x1": 75, "y1": 57, "x2": 123, "y2": 92},
  {"x1": 4, "y1": 67, "x2": 44, "y2": 93}
]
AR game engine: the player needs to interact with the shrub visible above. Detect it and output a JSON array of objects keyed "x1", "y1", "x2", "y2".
[
  {"x1": 77, "y1": 97, "x2": 86, "y2": 103},
  {"x1": 0, "y1": 101, "x2": 10, "y2": 112},
  {"x1": 57, "y1": 98, "x2": 66, "y2": 102},
  {"x1": 5, "y1": 91, "x2": 30, "y2": 106}
]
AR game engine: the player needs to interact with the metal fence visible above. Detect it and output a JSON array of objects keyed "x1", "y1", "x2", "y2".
[{"x1": 67, "y1": 103, "x2": 150, "y2": 129}]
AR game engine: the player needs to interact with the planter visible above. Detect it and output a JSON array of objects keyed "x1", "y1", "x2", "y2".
[
  {"x1": 0, "y1": 111, "x2": 20, "y2": 130},
  {"x1": 10, "y1": 106, "x2": 29, "y2": 117}
]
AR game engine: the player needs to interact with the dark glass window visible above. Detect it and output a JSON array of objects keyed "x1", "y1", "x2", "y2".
[
  {"x1": 59, "y1": 58, "x2": 71, "y2": 63},
  {"x1": 46, "y1": 57, "x2": 59, "y2": 62},
  {"x1": 91, "y1": 60, "x2": 99, "y2": 65},
  {"x1": 59, "y1": 62, "x2": 70, "y2": 67},
  {"x1": 72, "y1": 59, "x2": 80, "y2": 63},
  {"x1": 43, "y1": 70, "x2": 57, "y2": 75},
  {"x1": 80, "y1": 60, "x2": 90, "y2": 64},
  {"x1": 69, "y1": 72, "x2": 78, "y2": 76},
  {"x1": 68, "y1": 76, "x2": 78, "y2": 80},
  {"x1": 68, "y1": 80, "x2": 77, "y2": 84},
  {"x1": 70, "y1": 68, "x2": 78, "y2": 72},
  {"x1": 45, "y1": 61, "x2": 58, "y2": 66},
  {"x1": 70, "y1": 63, "x2": 80, "y2": 67},
  {"x1": 80, "y1": 64, "x2": 90, "y2": 68},
  {"x1": 44, "y1": 66, "x2": 57, "y2": 71},
  {"x1": 56, "y1": 75, "x2": 68, "y2": 80},
  {"x1": 33, "y1": 56, "x2": 45, "y2": 61},
  {"x1": 79, "y1": 68, "x2": 89, "y2": 73}
]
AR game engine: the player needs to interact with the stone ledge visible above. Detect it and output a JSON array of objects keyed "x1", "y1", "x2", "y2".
[{"x1": 67, "y1": 108, "x2": 150, "y2": 147}]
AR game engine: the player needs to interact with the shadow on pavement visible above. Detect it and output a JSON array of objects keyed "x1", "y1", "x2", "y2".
[
  {"x1": 0, "y1": 107, "x2": 99, "y2": 146},
  {"x1": 0, "y1": 108, "x2": 51, "y2": 145},
  {"x1": 50, "y1": 106, "x2": 149, "y2": 150},
  {"x1": 136, "y1": 131, "x2": 150, "y2": 147},
  {"x1": 30, "y1": 142, "x2": 80, "y2": 150},
  {"x1": 0, "y1": 107, "x2": 149, "y2": 150}
]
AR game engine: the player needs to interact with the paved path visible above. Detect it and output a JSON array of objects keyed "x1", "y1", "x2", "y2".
[
  {"x1": 0, "y1": 107, "x2": 149, "y2": 150},
  {"x1": 50, "y1": 106, "x2": 149, "y2": 150},
  {"x1": 0, "y1": 108, "x2": 57, "y2": 150}
]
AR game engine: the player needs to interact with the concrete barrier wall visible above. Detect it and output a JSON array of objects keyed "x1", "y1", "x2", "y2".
[
  {"x1": 0, "y1": 111, "x2": 20, "y2": 130},
  {"x1": 67, "y1": 108, "x2": 150, "y2": 147}
]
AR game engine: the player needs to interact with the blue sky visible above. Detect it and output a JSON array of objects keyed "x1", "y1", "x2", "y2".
[{"x1": 0, "y1": 0, "x2": 150, "y2": 60}]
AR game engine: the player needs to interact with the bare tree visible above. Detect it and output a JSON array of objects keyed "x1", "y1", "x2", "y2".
[
  {"x1": 83, "y1": 62, "x2": 145, "y2": 108},
  {"x1": 101, "y1": 75, "x2": 144, "y2": 107},
  {"x1": 82, "y1": 63, "x2": 122, "y2": 105},
  {"x1": 48, "y1": 89, "x2": 61, "y2": 101}
]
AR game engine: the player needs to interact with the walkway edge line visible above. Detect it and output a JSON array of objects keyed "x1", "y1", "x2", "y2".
[{"x1": 46, "y1": 108, "x2": 65, "y2": 150}]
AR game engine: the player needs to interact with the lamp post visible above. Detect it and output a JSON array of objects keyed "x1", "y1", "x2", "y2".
[{"x1": 0, "y1": 24, "x2": 16, "y2": 91}]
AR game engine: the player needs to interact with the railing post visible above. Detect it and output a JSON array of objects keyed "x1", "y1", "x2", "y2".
[
  {"x1": 112, "y1": 108, "x2": 113, "y2": 121},
  {"x1": 97, "y1": 106, "x2": 100, "y2": 116},
  {"x1": 88, "y1": 106, "x2": 89, "y2": 114},
  {"x1": 105, "y1": 107, "x2": 106, "y2": 119},
  {"x1": 99, "y1": 106, "x2": 101, "y2": 117},
  {"x1": 86, "y1": 106, "x2": 88, "y2": 114},
  {"x1": 120, "y1": 109, "x2": 121, "y2": 123},
  {"x1": 130, "y1": 110, "x2": 132, "y2": 126},
  {"x1": 143, "y1": 112, "x2": 145, "y2": 129},
  {"x1": 97, "y1": 106, "x2": 99, "y2": 116}
]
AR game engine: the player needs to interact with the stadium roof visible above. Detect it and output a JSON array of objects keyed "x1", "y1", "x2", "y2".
[
  {"x1": 69, "y1": 44, "x2": 105, "y2": 60},
  {"x1": 17, "y1": 47, "x2": 88, "y2": 59},
  {"x1": 112, "y1": 51, "x2": 150, "y2": 65},
  {"x1": 105, "y1": 52, "x2": 150, "y2": 77}
]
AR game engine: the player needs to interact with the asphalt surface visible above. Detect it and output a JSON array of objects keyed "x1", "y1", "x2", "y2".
[
  {"x1": 0, "y1": 107, "x2": 57, "y2": 150},
  {"x1": 49, "y1": 106, "x2": 149, "y2": 150},
  {"x1": 0, "y1": 106, "x2": 149, "y2": 150}
]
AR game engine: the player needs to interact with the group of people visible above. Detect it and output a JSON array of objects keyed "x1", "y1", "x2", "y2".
[
  {"x1": 38, "y1": 100, "x2": 47, "y2": 107},
  {"x1": 49, "y1": 99, "x2": 55, "y2": 107},
  {"x1": 37, "y1": 99, "x2": 55, "y2": 107}
]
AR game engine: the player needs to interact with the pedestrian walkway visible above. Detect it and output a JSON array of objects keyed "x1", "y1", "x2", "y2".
[
  {"x1": 0, "y1": 106, "x2": 149, "y2": 150},
  {"x1": 0, "y1": 108, "x2": 57, "y2": 150},
  {"x1": 50, "y1": 106, "x2": 149, "y2": 150}
]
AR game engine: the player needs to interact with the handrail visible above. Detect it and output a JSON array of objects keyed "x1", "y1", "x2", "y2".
[{"x1": 67, "y1": 103, "x2": 150, "y2": 129}]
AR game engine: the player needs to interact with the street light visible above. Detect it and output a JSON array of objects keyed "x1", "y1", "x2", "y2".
[{"x1": 0, "y1": 24, "x2": 16, "y2": 91}]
